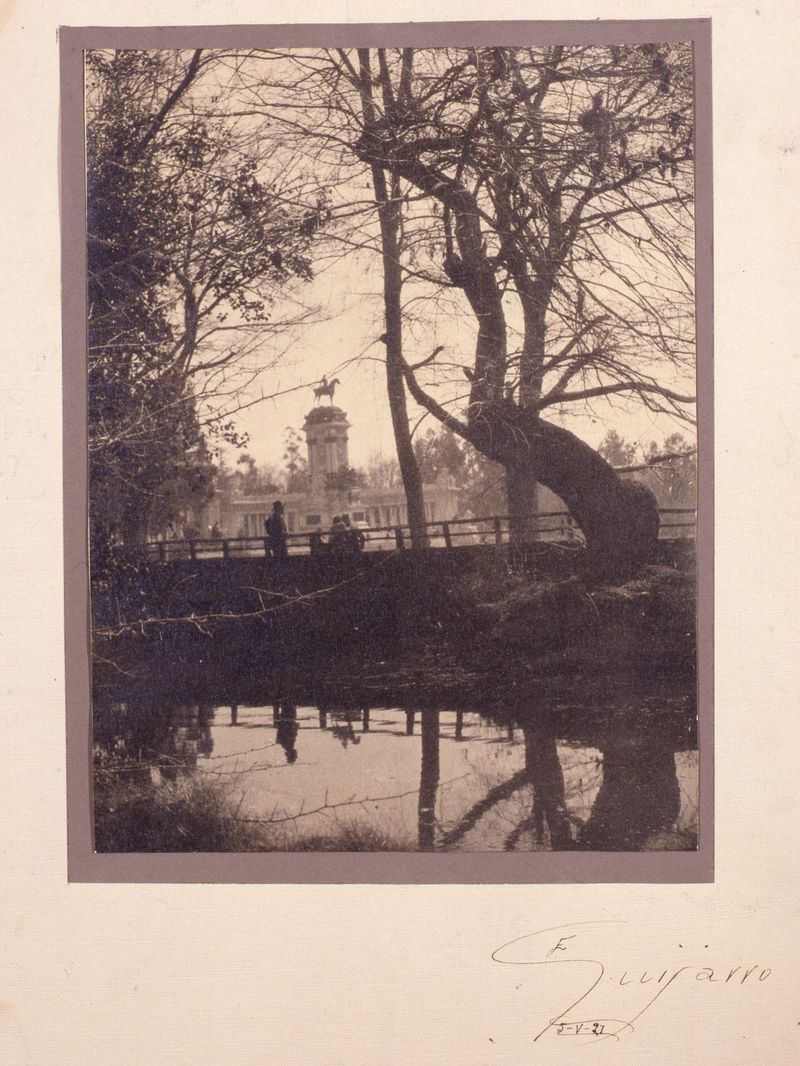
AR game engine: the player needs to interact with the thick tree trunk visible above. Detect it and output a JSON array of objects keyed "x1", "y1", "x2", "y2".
[
  {"x1": 505, "y1": 464, "x2": 539, "y2": 547},
  {"x1": 351, "y1": 53, "x2": 660, "y2": 575},
  {"x1": 470, "y1": 407, "x2": 660, "y2": 577}
]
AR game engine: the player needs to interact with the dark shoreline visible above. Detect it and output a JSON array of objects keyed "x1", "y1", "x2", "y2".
[{"x1": 93, "y1": 557, "x2": 696, "y2": 715}]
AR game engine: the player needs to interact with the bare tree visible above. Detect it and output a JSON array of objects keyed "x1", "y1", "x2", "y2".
[
  {"x1": 239, "y1": 44, "x2": 695, "y2": 574},
  {"x1": 353, "y1": 48, "x2": 429, "y2": 546}
]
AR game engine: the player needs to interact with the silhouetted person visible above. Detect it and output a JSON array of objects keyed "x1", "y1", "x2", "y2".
[
  {"x1": 331, "y1": 714, "x2": 360, "y2": 748},
  {"x1": 329, "y1": 515, "x2": 349, "y2": 553},
  {"x1": 265, "y1": 501, "x2": 288, "y2": 561},
  {"x1": 342, "y1": 515, "x2": 365, "y2": 553},
  {"x1": 276, "y1": 701, "x2": 298, "y2": 764},
  {"x1": 197, "y1": 705, "x2": 214, "y2": 758}
]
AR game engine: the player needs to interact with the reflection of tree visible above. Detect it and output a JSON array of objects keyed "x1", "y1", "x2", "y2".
[
  {"x1": 440, "y1": 769, "x2": 531, "y2": 850},
  {"x1": 503, "y1": 727, "x2": 572, "y2": 850},
  {"x1": 433, "y1": 712, "x2": 570, "y2": 850},
  {"x1": 157, "y1": 705, "x2": 212, "y2": 779},
  {"x1": 579, "y1": 736, "x2": 680, "y2": 850},
  {"x1": 94, "y1": 698, "x2": 167, "y2": 761},
  {"x1": 94, "y1": 698, "x2": 216, "y2": 777},
  {"x1": 488, "y1": 703, "x2": 687, "y2": 851},
  {"x1": 95, "y1": 693, "x2": 688, "y2": 852},
  {"x1": 418, "y1": 711, "x2": 440, "y2": 850}
]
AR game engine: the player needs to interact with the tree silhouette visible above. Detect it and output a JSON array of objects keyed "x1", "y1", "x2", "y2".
[
  {"x1": 246, "y1": 44, "x2": 696, "y2": 573},
  {"x1": 87, "y1": 49, "x2": 323, "y2": 548}
]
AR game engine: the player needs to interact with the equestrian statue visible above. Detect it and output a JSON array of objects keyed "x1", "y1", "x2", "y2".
[{"x1": 313, "y1": 376, "x2": 340, "y2": 404}]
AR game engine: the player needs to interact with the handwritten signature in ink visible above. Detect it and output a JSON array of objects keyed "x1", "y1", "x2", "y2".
[{"x1": 491, "y1": 921, "x2": 772, "y2": 1043}]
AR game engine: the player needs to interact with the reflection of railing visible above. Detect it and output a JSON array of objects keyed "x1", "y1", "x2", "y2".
[{"x1": 143, "y1": 508, "x2": 696, "y2": 562}]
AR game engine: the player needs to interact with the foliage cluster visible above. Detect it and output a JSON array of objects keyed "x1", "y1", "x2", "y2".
[{"x1": 87, "y1": 49, "x2": 322, "y2": 550}]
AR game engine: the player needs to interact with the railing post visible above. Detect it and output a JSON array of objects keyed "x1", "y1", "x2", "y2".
[
  {"x1": 157, "y1": 541, "x2": 165, "y2": 562},
  {"x1": 189, "y1": 540, "x2": 197, "y2": 561},
  {"x1": 394, "y1": 527, "x2": 405, "y2": 550},
  {"x1": 493, "y1": 516, "x2": 503, "y2": 547},
  {"x1": 222, "y1": 539, "x2": 230, "y2": 560},
  {"x1": 442, "y1": 521, "x2": 452, "y2": 550}
]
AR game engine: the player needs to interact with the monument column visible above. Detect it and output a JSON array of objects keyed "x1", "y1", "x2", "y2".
[{"x1": 303, "y1": 405, "x2": 351, "y2": 492}]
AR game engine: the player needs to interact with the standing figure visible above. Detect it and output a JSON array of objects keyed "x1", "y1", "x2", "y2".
[
  {"x1": 265, "y1": 500, "x2": 288, "y2": 561},
  {"x1": 342, "y1": 515, "x2": 365, "y2": 553},
  {"x1": 329, "y1": 515, "x2": 349, "y2": 553}
]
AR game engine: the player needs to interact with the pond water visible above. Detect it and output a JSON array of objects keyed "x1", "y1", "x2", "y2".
[{"x1": 93, "y1": 682, "x2": 697, "y2": 852}]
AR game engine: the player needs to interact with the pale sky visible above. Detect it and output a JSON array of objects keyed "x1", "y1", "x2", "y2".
[
  {"x1": 178, "y1": 47, "x2": 698, "y2": 477},
  {"x1": 218, "y1": 248, "x2": 696, "y2": 475}
]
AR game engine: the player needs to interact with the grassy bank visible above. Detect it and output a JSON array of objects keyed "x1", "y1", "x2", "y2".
[
  {"x1": 94, "y1": 754, "x2": 413, "y2": 853},
  {"x1": 93, "y1": 553, "x2": 696, "y2": 707}
]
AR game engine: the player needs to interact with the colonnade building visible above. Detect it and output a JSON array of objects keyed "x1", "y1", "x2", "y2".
[{"x1": 208, "y1": 402, "x2": 460, "y2": 539}]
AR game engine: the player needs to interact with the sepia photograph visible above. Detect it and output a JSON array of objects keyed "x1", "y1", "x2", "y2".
[
  {"x1": 10, "y1": 4, "x2": 800, "y2": 1062},
  {"x1": 83, "y1": 34, "x2": 703, "y2": 859}
]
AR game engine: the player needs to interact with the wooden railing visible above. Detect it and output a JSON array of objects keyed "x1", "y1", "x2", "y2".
[{"x1": 141, "y1": 508, "x2": 696, "y2": 563}]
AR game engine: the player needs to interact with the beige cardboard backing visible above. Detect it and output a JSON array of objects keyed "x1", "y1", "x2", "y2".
[{"x1": 1, "y1": 2, "x2": 798, "y2": 1063}]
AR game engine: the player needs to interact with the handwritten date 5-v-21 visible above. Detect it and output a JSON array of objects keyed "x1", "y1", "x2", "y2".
[{"x1": 491, "y1": 922, "x2": 772, "y2": 1044}]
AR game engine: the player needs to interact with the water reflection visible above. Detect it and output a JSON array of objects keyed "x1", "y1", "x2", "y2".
[
  {"x1": 275, "y1": 702, "x2": 299, "y2": 764},
  {"x1": 419, "y1": 710, "x2": 440, "y2": 851},
  {"x1": 93, "y1": 689, "x2": 697, "y2": 852},
  {"x1": 523, "y1": 727, "x2": 572, "y2": 850},
  {"x1": 578, "y1": 736, "x2": 681, "y2": 849}
]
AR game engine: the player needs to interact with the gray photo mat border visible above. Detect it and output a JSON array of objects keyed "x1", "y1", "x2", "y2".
[{"x1": 62, "y1": 19, "x2": 713, "y2": 884}]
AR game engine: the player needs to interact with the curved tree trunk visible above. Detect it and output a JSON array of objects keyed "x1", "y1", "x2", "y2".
[
  {"x1": 469, "y1": 407, "x2": 660, "y2": 577},
  {"x1": 351, "y1": 52, "x2": 663, "y2": 576}
]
